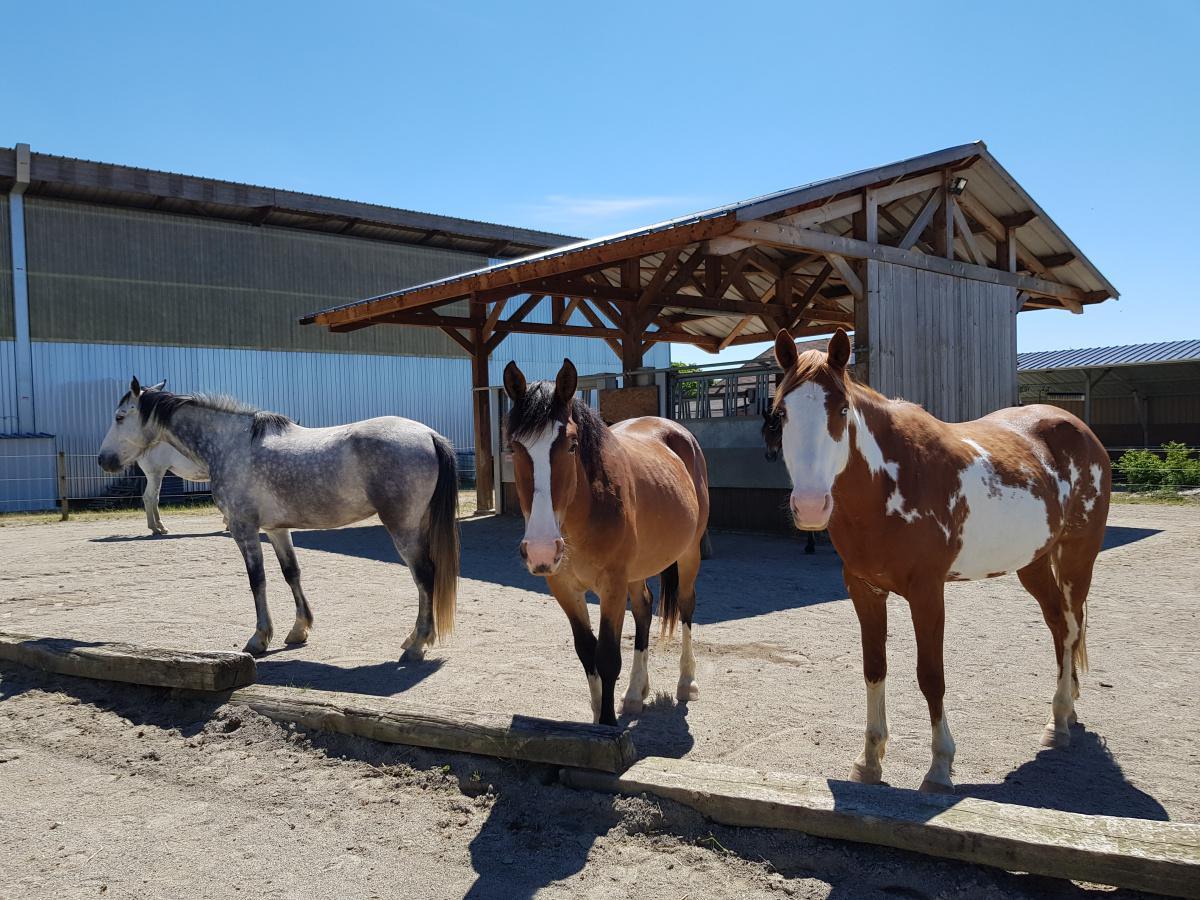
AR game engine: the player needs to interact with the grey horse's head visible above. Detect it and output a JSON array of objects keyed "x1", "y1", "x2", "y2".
[{"x1": 97, "y1": 376, "x2": 166, "y2": 473}]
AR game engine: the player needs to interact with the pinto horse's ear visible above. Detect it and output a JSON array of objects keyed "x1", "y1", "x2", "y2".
[
  {"x1": 774, "y1": 329, "x2": 799, "y2": 371},
  {"x1": 503, "y1": 361, "x2": 527, "y2": 402},
  {"x1": 130, "y1": 376, "x2": 142, "y2": 398},
  {"x1": 827, "y1": 328, "x2": 852, "y2": 372},
  {"x1": 555, "y1": 358, "x2": 578, "y2": 407}
]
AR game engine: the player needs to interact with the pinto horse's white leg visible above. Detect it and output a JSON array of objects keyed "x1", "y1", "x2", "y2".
[
  {"x1": 677, "y1": 624, "x2": 699, "y2": 701},
  {"x1": 673, "y1": 548, "x2": 702, "y2": 703},
  {"x1": 846, "y1": 573, "x2": 889, "y2": 784}
]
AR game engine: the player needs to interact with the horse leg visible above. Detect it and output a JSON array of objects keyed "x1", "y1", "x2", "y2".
[
  {"x1": 804, "y1": 531, "x2": 816, "y2": 554},
  {"x1": 265, "y1": 529, "x2": 313, "y2": 645},
  {"x1": 908, "y1": 583, "x2": 955, "y2": 793},
  {"x1": 547, "y1": 572, "x2": 600, "y2": 722},
  {"x1": 230, "y1": 522, "x2": 272, "y2": 655},
  {"x1": 595, "y1": 575, "x2": 629, "y2": 727},
  {"x1": 845, "y1": 570, "x2": 889, "y2": 785},
  {"x1": 621, "y1": 580, "x2": 652, "y2": 716},
  {"x1": 382, "y1": 518, "x2": 435, "y2": 663},
  {"x1": 675, "y1": 542, "x2": 702, "y2": 702},
  {"x1": 143, "y1": 466, "x2": 167, "y2": 535}
]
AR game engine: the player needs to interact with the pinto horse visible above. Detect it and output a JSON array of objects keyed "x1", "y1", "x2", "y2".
[
  {"x1": 503, "y1": 359, "x2": 710, "y2": 726},
  {"x1": 98, "y1": 378, "x2": 459, "y2": 658},
  {"x1": 773, "y1": 329, "x2": 1110, "y2": 792},
  {"x1": 763, "y1": 409, "x2": 816, "y2": 554}
]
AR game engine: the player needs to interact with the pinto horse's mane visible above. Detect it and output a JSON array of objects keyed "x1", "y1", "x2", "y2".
[
  {"x1": 772, "y1": 349, "x2": 888, "y2": 412},
  {"x1": 506, "y1": 381, "x2": 607, "y2": 482},
  {"x1": 135, "y1": 389, "x2": 294, "y2": 440}
]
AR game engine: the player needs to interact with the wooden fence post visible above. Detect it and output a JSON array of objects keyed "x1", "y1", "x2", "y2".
[{"x1": 56, "y1": 451, "x2": 69, "y2": 521}]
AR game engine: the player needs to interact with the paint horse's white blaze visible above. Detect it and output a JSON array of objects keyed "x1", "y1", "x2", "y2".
[
  {"x1": 780, "y1": 382, "x2": 849, "y2": 528},
  {"x1": 520, "y1": 422, "x2": 565, "y2": 573},
  {"x1": 948, "y1": 440, "x2": 1053, "y2": 580}
]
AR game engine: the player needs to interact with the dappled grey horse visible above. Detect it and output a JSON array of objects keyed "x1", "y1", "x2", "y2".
[{"x1": 98, "y1": 378, "x2": 460, "y2": 658}]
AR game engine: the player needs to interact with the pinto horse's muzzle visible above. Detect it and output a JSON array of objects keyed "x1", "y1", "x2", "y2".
[{"x1": 790, "y1": 491, "x2": 833, "y2": 531}]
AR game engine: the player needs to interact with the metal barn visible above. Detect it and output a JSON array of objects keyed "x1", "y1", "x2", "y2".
[
  {"x1": 302, "y1": 142, "x2": 1118, "y2": 530},
  {"x1": 0, "y1": 143, "x2": 667, "y2": 510}
]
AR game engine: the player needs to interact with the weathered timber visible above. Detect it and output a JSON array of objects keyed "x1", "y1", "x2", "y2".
[
  {"x1": 230, "y1": 684, "x2": 637, "y2": 773},
  {"x1": 0, "y1": 632, "x2": 255, "y2": 692},
  {"x1": 561, "y1": 757, "x2": 1200, "y2": 898}
]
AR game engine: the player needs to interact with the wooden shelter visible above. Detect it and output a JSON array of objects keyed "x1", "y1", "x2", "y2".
[{"x1": 302, "y1": 142, "x2": 1118, "y2": 509}]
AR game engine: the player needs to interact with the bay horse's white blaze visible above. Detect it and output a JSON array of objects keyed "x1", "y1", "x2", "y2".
[
  {"x1": 521, "y1": 422, "x2": 565, "y2": 572},
  {"x1": 772, "y1": 328, "x2": 1110, "y2": 793},
  {"x1": 949, "y1": 443, "x2": 1053, "y2": 579}
]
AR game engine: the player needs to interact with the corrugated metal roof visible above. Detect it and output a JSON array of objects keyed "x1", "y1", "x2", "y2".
[
  {"x1": 1017, "y1": 340, "x2": 1200, "y2": 372},
  {"x1": 302, "y1": 141, "x2": 1119, "y2": 337}
]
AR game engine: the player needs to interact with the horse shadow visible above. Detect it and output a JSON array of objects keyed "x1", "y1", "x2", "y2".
[
  {"x1": 90, "y1": 530, "x2": 227, "y2": 542},
  {"x1": 1101, "y1": 525, "x2": 1161, "y2": 552},
  {"x1": 619, "y1": 691, "x2": 694, "y2": 761},
  {"x1": 254, "y1": 656, "x2": 444, "y2": 696}
]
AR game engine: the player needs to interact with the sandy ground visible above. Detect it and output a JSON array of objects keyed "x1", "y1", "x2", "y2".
[{"x1": 0, "y1": 500, "x2": 1197, "y2": 898}]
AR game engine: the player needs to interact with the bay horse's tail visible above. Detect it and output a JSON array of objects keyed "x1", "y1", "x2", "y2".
[
  {"x1": 658, "y1": 562, "x2": 680, "y2": 638},
  {"x1": 428, "y1": 434, "x2": 460, "y2": 641}
]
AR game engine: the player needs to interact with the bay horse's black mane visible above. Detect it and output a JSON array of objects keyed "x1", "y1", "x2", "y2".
[
  {"x1": 134, "y1": 389, "x2": 294, "y2": 440},
  {"x1": 506, "y1": 381, "x2": 607, "y2": 482}
]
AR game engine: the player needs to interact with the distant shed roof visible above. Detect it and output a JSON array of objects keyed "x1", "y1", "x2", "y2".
[
  {"x1": 1018, "y1": 340, "x2": 1200, "y2": 372},
  {"x1": 0, "y1": 144, "x2": 574, "y2": 258}
]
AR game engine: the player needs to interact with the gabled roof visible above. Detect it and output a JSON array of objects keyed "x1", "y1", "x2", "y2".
[
  {"x1": 1018, "y1": 340, "x2": 1200, "y2": 371},
  {"x1": 301, "y1": 141, "x2": 1118, "y2": 350},
  {"x1": 0, "y1": 145, "x2": 575, "y2": 258}
]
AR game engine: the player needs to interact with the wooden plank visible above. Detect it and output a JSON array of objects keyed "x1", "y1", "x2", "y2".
[
  {"x1": 0, "y1": 632, "x2": 255, "y2": 692},
  {"x1": 824, "y1": 253, "x2": 863, "y2": 301},
  {"x1": 952, "y1": 202, "x2": 989, "y2": 267},
  {"x1": 230, "y1": 684, "x2": 636, "y2": 774},
  {"x1": 729, "y1": 220, "x2": 1086, "y2": 304},
  {"x1": 562, "y1": 757, "x2": 1200, "y2": 898},
  {"x1": 898, "y1": 190, "x2": 942, "y2": 250}
]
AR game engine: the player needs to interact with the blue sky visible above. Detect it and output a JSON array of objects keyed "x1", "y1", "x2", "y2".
[{"x1": 4, "y1": 1, "x2": 1197, "y2": 366}]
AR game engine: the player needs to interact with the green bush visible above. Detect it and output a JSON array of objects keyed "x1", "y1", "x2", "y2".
[
  {"x1": 1116, "y1": 443, "x2": 1200, "y2": 490},
  {"x1": 671, "y1": 362, "x2": 700, "y2": 398}
]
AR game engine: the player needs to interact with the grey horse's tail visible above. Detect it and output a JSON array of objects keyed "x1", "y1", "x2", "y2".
[
  {"x1": 428, "y1": 434, "x2": 460, "y2": 641},
  {"x1": 658, "y1": 562, "x2": 680, "y2": 638}
]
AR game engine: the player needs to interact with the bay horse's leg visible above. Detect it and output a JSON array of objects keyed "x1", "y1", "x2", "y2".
[
  {"x1": 547, "y1": 572, "x2": 600, "y2": 722},
  {"x1": 143, "y1": 465, "x2": 167, "y2": 535},
  {"x1": 675, "y1": 543, "x2": 702, "y2": 703},
  {"x1": 265, "y1": 528, "x2": 313, "y2": 646},
  {"x1": 229, "y1": 522, "x2": 272, "y2": 655},
  {"x1": 596, "y1": 574, "x2": 630, "y2": 727},
  {"x1": 908, "y1": 583, "x2": 955, "y2": 793},
  {"x1": 622, "y1": 580, "x2": 652, "y2": 716},
  {"x1": 845, "y1": 571, "x2": 889, "y2": 785}
]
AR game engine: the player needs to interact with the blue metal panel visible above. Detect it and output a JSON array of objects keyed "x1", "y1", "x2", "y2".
[
  {"x1": 1018, "y1": 340, "x2": 1200, "y2": 372},
  {"x1": 0, "y1": 340, "x2": 17, "y2": 433}
]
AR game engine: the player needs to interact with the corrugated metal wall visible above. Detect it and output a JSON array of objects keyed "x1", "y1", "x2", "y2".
[
  {"x1": 0, "y1": 200, "x2": 12, "y2": 338},
  {"x1": 0, "y1": 340, "x2": 17, "y2": 432},
  {"x1": 23, "y1": 198, "x2": 485, "y2": 356},
  {"x1": 867, "y1": 260, "x2": 1017, "y2": 422}
]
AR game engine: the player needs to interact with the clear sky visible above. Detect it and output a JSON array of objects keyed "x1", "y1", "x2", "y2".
[{"x1": 4, "y1": 1, "x2": 1197, "y2": 366}]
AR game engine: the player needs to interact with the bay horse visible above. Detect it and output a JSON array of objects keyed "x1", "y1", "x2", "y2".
[
  {"x1": 772, "y1": 328, "x2": 1110, "y2": 792},
  {"x1": 99, "y1": 378, "x2": 459, "y2": 659},
  {"x1": 503, "y1": 359, "x2": 710, "y2": 726}
]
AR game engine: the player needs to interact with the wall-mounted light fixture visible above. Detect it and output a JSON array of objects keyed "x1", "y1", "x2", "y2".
[{"x1": 947, "y1": 176, "x2": 968, "y2": 196}]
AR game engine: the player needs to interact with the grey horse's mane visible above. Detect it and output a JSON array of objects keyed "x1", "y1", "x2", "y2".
[{"x1": 136, "y1": 390, "x2": 294, "y2": 439}]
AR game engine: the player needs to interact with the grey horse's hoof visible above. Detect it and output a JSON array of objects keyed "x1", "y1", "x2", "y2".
[{"x1": 399, "y1": 645, "x2": 427, "y2": 663}]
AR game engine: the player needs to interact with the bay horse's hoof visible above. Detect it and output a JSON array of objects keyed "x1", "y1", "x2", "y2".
[
  {"x1": 849, "y1": 762, "x2": 882, "y2": 785},
  {"x1": 676, "y1": 680, "x2": 699, "y2": 702},
  {"x1": 919, "y1": 778, "x2": 955, "y2": 794},
  {"x1": 283, "y1": 626, "x2": 309, "y2": 645},
  {"x1": 1041, "y1": 725, "x2": 1071, "y2": 749}
]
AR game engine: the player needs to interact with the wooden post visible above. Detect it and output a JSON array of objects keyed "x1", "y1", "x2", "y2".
[
  {"x1": 620, "y1": 332, "x2": 644, "y2": 377},
  {"x1": 56, "y1": 451, "x2": 68, "y2": 521},
  {"x1": 934, "y1": 173, "x2": 954, "y2": 260},
  {"x1": 471, "y1": 330, "x2": 494, "y2": 513}
]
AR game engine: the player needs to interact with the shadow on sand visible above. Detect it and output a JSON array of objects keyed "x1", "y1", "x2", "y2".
[
  {"x1": 255, "y1": 655, "x2": 444, "y2": 696},
  {"x1": 89, "y1": 530, "x2": 227, "y2": 542}
]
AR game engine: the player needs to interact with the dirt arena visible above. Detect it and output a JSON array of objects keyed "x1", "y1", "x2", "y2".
[{"x1": 1, "y1": 499, "x2": 1197, "y2": 898}]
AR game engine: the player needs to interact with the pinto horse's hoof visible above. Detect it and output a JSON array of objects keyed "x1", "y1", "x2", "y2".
[
  {"x1": 849, "y1": 762, "x2": 882, "y2": 785},
  {"x1": 676, "y1": 680, "x2": 699, "y2": 702},
  {"x1": 1041, "y1": 725, "x2": 1071, "y2": 749},
  {"x1": 919, "y1": 777, "x2": 956, "y2": 794},
  {"x1": 621, "y1": 696, "x2": 644, "y2": 716}
]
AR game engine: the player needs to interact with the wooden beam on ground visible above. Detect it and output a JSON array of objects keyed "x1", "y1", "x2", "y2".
[
  {"x1": 0, "y1": 632, "x2": 255, "y2": 692},
  {"x1": 561, "y1": 758, "x2": 1200, "y2": 898},
  {"x1": 730, "y1": 220, "x2": 1087, "y2": 304},
  {"x1": 231, "y1": 684, "x2": 636, "y2": 773}
]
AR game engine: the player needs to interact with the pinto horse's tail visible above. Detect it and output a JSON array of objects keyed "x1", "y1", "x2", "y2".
[
  {"x1": 428, "y1": 434, "x2": 460, "y2": 641},
  {"x1": 658, "y1": 562, "x2": 680, "y2": 638}
]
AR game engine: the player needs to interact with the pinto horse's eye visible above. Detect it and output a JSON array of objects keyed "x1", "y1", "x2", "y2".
[{"x1": 841, "y1": 406, "x2": 849, "y2": 416}]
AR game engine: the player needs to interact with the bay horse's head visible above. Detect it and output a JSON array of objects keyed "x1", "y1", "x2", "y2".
[
  {"x1": 98, "y1": 376, "x2": 167, "y2": 473},
  {"x1": 772, "y1": 328, "x2": 853, "y2": 531},
  {"x1": 503, "y1": 358, "x2": 586, "y2": 576}
]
